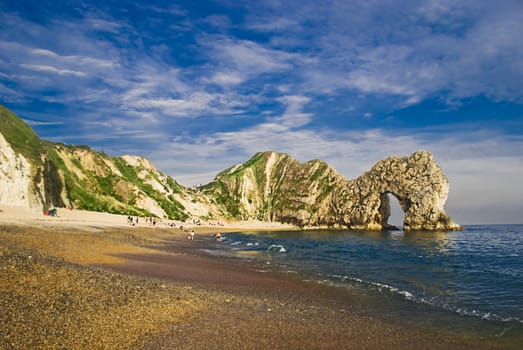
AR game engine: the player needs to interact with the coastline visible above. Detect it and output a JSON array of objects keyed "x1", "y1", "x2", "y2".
[{"x1": 0, "y1": 205, "x2": 518, "y2": 349}]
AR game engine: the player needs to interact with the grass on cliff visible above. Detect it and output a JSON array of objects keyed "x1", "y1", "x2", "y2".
[
  {"x1": 0, "y1": 105, "x2": 48, "y2": 163},
  {"x1": 112, "y1": 157, "x2": 189, "y2": 220}
]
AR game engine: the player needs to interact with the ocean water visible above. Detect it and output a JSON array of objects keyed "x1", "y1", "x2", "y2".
[{"x1": 212, "y1": 225, "x2": 523, "y2": 339}]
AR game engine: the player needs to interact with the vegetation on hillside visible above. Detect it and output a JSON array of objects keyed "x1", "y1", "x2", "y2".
[
  {"x1": 0, "y1": 106, "x2": 48, "y2": 163},
  {"x1": 0, "y1": 106, "x2": 194, "y2": 219},
  {"x1": 0, "y1": 105, "x2": 347, "y2": 226}
]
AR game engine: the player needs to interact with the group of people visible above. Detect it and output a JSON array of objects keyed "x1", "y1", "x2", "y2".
[
  {"x1": 127, "y1": 216, "x2": 161, "y2": 227},
  {"x1": 127, "y1": 216, "x2": 139, "y2": 226},
  {"x1": 144, "y1": 217, "x2": 158, "y2": 225},
  {"x1": 208, "y1": 221, "x2": 224, "y2": 227},
  {"x1": 125, "y1": 216, "x2": 224, "y2": 243},
  {"x1": 183, "y1": 227, "x2": 223, "y2": 243}
]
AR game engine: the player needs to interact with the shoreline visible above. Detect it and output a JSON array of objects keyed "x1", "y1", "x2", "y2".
[
  {"x1": 112, "y1": 231, "x2": 522, "y2": 348},
  {"x1": 0, "y1": 205, "x2": 519, "y2": 349}
]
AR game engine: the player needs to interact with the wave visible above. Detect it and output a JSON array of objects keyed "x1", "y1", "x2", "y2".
[
  {"x1": 320, "y1": 274, "x2": 523, "y2": 324},
  {"x1": 267, "y1": 244, "x2": 287, "y2": 253}
]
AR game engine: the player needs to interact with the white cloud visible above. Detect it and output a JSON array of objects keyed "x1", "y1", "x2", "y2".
[
  {"x1": 209, "y1": 71, "x2": 245, "y2": 86},
  {"x1": 0, "y1": 83, "x2": 20, "y2": 103},
  {"x1": 146, "y1": 3, "x2": 188, "y2": 17},
  {"x1": 84, "y1": 18, "x2": 122, "y2": 33},
  {"x1": 30, "y1": 48, "x2": 117, "y2": 69},
  {"x1": 443, "y1": 157, "x2": 523, "y2": 224},
  {"x1": 273, "y1": 95, "x2": 312, "y2": 128},
  {"x1": 24, "y1": 118, "x2": 65, "y2": 126},
  {"x1": 133, "y1": 93, "x2": 217, "y2": 117},
  {"x1": 201, "y1": 15, "x2": 232, "y2": 30},
  {"x1": 30, "y1": 49, "x2": 58, "y2": 57},
  {"x1": 219, "y1": 39, "x2": 292, "y2": 72},
  {"x1": 247, "y1": 17, "x2": 298, "y2": 32},
  {"x1": 351, "y1": 2, "x2": 523, "y2": 103},
  {"x1": 200, "y1": 36, "x2": 300, "y2": 87},
  {"x1": 20, "y1": 64, "x2": 87, "y2": 77},
  {"x1": 241, "y1": 0, "x2": 523, "y2": 106}
]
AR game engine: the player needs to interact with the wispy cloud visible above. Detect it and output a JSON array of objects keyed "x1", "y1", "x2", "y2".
[
  {"x1": 131, "y1": 92, "x2": 240, "y2": 118},
  {"x1": 341, "y1": 1, "x2": 522, "y2": 103},
  {"x1": 84, "y1": 18, "x2": 123, "y2": 33},
  {"x1": 246, "y1": 16, "x2": 298, "y2": 32},
  {"x1": 202, "y1": 36, "x2": 300, "y2": 87},
  {"x1": 24, "y1": 118, "x2": 65, "y2": 126},
  {"x1": 30, "y1": 48, "x2": 117, "y2": 69},
  {"x1": 238, "y1": 0, "x2": 523, "y2": 106},
  {"x1": 20, "y1": 64, "x2": 87, "y2": 77},
  {"x1": 273, "y1": 95, "x2": 312, "y2": 128}
]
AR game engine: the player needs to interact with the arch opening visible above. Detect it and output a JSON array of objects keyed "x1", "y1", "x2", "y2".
[
  {"x1": 388, "y1": 193, "x2": 404, "y2": 229},
  {"x1": 379, "y1": 192, "x2": 404, "y2": 230}
]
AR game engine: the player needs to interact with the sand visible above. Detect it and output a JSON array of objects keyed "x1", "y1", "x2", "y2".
[{"x1": 0, "y1": 204, "x2": 517, "y2": 349}]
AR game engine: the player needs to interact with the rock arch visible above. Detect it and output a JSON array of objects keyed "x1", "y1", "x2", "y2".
[{"x1": 339, "y1": 151, "x2": 462, "y2": 231}]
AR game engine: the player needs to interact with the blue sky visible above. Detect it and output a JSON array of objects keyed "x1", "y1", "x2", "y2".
[{"x1": 1, "y1": 0, "x2": 522, "y2": 224}]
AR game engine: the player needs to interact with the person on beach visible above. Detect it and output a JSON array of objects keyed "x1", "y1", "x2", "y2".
[
  {"x1": 216, "y1": 232, "x2": 222, "y2": 242},
  {"x1": 190, "y1": 230, "x2": 195, "y2": 241}
]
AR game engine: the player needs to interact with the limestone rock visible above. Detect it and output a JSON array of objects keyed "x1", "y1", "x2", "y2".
[
  {"x1": 338, "y1": 151, "x2": 461, "y2": 231},
  {"x1": 203, "y1": 151, "x2": 462, "y2": 231},
  {"x1": 0, "y1": 131, "x2": 38, "y2": 208}
]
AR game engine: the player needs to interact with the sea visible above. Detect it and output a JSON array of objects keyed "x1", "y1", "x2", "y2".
[{"x1": 210, "y1": 224, "x2": 523, "y2": 342}]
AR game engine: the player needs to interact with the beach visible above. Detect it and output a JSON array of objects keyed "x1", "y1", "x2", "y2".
[{"x1": 0, "y1": 205, "x2": 516, "y2": 349}]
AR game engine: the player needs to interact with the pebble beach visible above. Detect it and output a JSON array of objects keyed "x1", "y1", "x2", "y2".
[{"x1": 0, "y1": 205, "x2": 515, "y2": 349}]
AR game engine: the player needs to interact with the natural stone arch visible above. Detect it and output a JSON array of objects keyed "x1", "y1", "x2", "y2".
[
  {"x1": 377, "y1": 152, "x2": 459, "y2": 231},
  {"x1": 338, "y1": 151, "x2": 461, "y2": 231}
]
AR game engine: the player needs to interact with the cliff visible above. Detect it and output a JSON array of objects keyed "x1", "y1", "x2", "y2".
[
  {"x1": 0, "y1": 106, "x2": 219, "y2": 220},
  {"x1": 0, "y1": 106, "x2": 461, "y2": 230}
]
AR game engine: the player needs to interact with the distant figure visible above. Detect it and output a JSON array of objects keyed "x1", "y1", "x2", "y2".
[
  {"x1": 216, "y1": 232, "x2": 222, "y2": 242},
  {"x1": 190, "y1": 230, "x2": 195, "y2": 241},
  {"x1": 45, "y1": 208, "x2": 58, "y2": 217}
]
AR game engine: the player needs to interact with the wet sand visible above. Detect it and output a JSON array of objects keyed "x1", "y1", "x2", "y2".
[{"x1": 0, "y1": 205, "x2": 517, "y2": 349}]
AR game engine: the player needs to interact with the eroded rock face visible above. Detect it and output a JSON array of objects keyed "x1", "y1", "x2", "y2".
[
  {"x1": 0, "y1": 132, "x2": 38, "y2": 208},
  {"x1": 204, "y1": 151, "x2": 462, "y2": 231},
  {"x1": 0, "y1": 132, "x2": 67, "y2": 210}
]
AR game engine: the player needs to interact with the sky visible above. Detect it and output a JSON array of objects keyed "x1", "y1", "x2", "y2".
[{"x1": 0, "y1": 0, "x2": 522, "y2": 225}]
